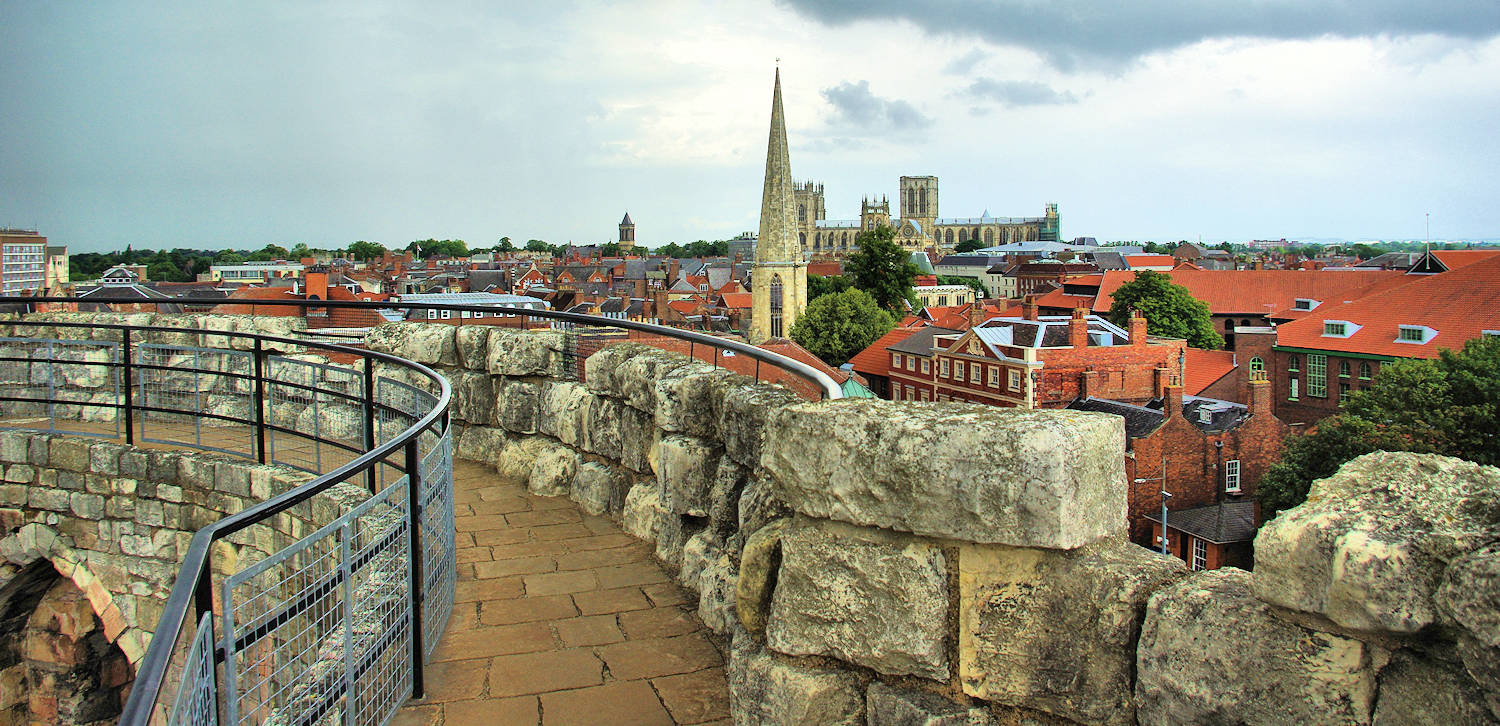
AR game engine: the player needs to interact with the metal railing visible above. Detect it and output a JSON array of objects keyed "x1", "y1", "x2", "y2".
[{"x1": 0, "y1": 317, "x2": 453, "y2": 726}]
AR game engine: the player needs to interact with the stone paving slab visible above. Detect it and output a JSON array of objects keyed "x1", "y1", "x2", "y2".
[{"x1": 395, "y1": 459, "x2": 730, "y2": 726}]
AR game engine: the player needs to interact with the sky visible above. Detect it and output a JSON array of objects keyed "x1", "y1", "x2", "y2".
[{"x1": 2, "y1": 1, "x2": 1499, "y2": 254}]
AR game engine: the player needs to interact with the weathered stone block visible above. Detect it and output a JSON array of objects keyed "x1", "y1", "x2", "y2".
[
  {"x1": 454, "y1": 325, "x2": 491, "y2": 370},
  {"x1": 655, "y1": 511, "x2": 701, "y2": 571},
  {"x1": 737, "y1": 518, "x2": 788, "y2": 634},
  {"x1": 706, "y1": 458, "x2": 749, "y2": 538},
  {"x1": 493, "y1": 378, "x2": 540, "y2": 434},
  {"x1": 1255, "y1": 452, "x2": 1500, "y2": 634},
  {"x1": 583, "y1": 396, "x2": 623, "y2": 460},
  {"x1": 455, "y1": 425, "x2": 507, "y2": 465},
  {"x1": 48, "y1": 438, "x2": 90, "y2": 472},
  {"x1": 655, "y1": 363, "x2": 740, "y2": 437},
  {"x1": 527, "y1": 444, "x2": 578, "y2": 497},
  {"x1": 698, "y1": 554, "x2": 738, "y2": 636},
  {"x1": 616, "y1": 405, "x2": 653, "y2": 474},
  {"x1": 720, "y1": 382, "x2": 803, "y2": 468},
  {"x1": 959, "y1": 541, "x2": 1183, "y2": 724},
  {"x1": 582, "y1": 342, "x2": 648, "y2": 397},
  {"x1": 615, "y1": 347, "x2": 695, "y2": 413},
  {"x1": 538, "y1": 381, "x2": 592, "y2": 446},
  {"x1": 866, "y1": 682, "x2": 992, "y2": 726},
  {"x1": 1137, "y1": 568, "x2": 1378, "y2": 726},
  {"x1": 658, "y1": 435, "x2": 722, "y2": 517},
  {"x1": 1437, "y1": 542, "x2": 1500, "y2": 650},
  {"x1": 486, "y1": 328, "x2": 566, "y2": 377},
  {"x1": 621, "y1": 480, "x2": 664, "y2": 541},
  {"x1": 1373, "y1": 648, "x2": 1497, "y2": 725},
  {"x1": 454, "y1": 371, "x2": 494, "y2": 425},
  {"x1": 679, "y1": 529, "x2": 722, "y2": 593},
  {"x1": 571, "y1": 462, "x2": 624, "y2": 516},
  {"x1": 729, "y1": 629, "x2": 866, "y2": 726},
  {"x1": 768, "y1": 518, "x2": 949, "y2": 681},
  {"x1": 764, "y1": 399, "x2": 1125, "y2": 548}
]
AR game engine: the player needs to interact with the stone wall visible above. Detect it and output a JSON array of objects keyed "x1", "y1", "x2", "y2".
[{"x1": 374, "y1": 320, "x2": 1500, "y2": 726}]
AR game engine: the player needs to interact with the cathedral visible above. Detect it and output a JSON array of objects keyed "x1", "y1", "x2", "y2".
[{"x1": 794, "y1": 178, "x2": 1059, "y2": 255}]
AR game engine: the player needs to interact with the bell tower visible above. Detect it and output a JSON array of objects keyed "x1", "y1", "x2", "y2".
[
  {"x1": 618, "y1": 212, "x2": 636, "y2": 253},
  {"x1": 750, "y1": 68, "x2": 809, "y2": 343}
]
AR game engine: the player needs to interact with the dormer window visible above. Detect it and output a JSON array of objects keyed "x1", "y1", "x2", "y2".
[
  {"x1": 1395, "y1": 325, "x2": 1436, "y2": 344},
  {"x1": 1322, "y1": 320, "x2": 1360, "y2": 338},
  {"x1": 1197, "y1": 407, "x2": 1213, "y2": 424},
  {"x1": 1293, "y1": 298, "x2": 1320, "y2": 310}
]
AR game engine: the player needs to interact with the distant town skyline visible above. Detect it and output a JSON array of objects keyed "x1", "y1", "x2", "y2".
[{"x1": 2, "y1": 1, "x2": 1498, "y2": 253}]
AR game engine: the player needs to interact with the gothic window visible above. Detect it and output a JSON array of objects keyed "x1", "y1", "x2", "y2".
[
  {"x1": 770, "y1": 275, "x2": 784, "y2": 338},
  {"x1": 799, "y1": 232, "x2": 806, "y2": 247},
  {"x1": 984, "y1": 229, "x2": 994, "y2": 244},
  {"x1": 945, "y1": 230, "x2": 954, "y2": 245},
  {"x1": 972, "y1": 227, "x2": 981, "y2": 242},
  {"x1": 1250, "y1": 357, "x2": 1264, "y2": 374},
  {"x1": 920, "y1": 189, "x2": 928, "y2": 215},
  {"x1": 1359, "y1": 362, "x2": 1372, "y2": 379},
  {"x1": 799, "y1": 204, "x2": 806, "y2": 222},
  {"x1": 907, "y1": 188, "x2": 917, "y2": 215}
]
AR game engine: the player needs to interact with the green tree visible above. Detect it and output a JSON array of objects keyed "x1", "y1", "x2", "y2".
[
  {"x1": 214, "y1": 250, "x2": 246, "y2": 265},
  {"x1": 1256, "y1": 336, "x2": 1500, "y2": 517},
  {"x1": 599, "y1": 242, "x2": 622, "y2": 257},
  {"x1": 655, "y1": 242, "x2": 686, "y2": 258},
  {"x1": 407, "y1": 239, "x2": 468, "y2": 258},
  {"x1": 247, "y1": 243, "x2": 290, "y2": 262},
  {"x1": 1106, "y1": 270, "x2": 1223, "y2": 349},
  {"x1": 146, "y1": 259, "x2": 186, "y2": 282},
  {"x1": 524, "y1": 239, "x2": 553, "y2": 253},
  {"x1": 347, "y1": 240, "x2": 386, "y2": 261},
  {"x1": 495, "y1": 236, "x2": 515, "y2": 252},
  {"x1": 846, "y1": 225, "x2": 918, "y2": 312},
  {"x1": 789, "y1": 288, "x2": 895, "y2": 367},
  {"x1": 953, "y1": 238, "x2": 985, "y2": 254},
  {"x1": 807, "y1": 274, "x2": 851, "y2": 302}
]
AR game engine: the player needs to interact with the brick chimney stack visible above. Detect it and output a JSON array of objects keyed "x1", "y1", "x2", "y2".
[
  {"x1": 1154, "y1": 366, "x2": 1172, "y2": 398},
  {"x1": 1081, "y1": 367, "x2": 1097, "y2": 399},
  {"x1": 1247, "y1": 371, "x2": 1271, "y2": 414},
  {"x1": 968, "y1": 303, "x2": 987, "y2": 330},
  {"x1": 1068, "y1": 307, "x2": 1089, "y2": 348},
  {"x1": 1022, "y1": 295, "x2": 1038, "y2": 321},
  {"x1": 1163, "y1": 383, "x2": 1184, "y2": 420},
  {"x1": 1129, "y1": 309, "x2": 1148, "y2": 346}
]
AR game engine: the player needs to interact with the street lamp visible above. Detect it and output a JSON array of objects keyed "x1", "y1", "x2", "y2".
[{"x1": 1133, "y1": 455, "x2": 1171, "y2": 555}]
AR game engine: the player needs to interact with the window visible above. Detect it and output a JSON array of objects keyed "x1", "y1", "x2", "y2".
[
  {"x1": 1191, "y1": 539, "x2": 1207, "y2": 571},
  {"x1": 905, "y1": 385, "x2": 915, "y2": 400},
  {"x1": 892, "y1": 353, "x2": 902, "y2": 368},
  {"x1": 1288, "y1": 355, "x2": 1300, "y2": 372},
  {"x1": 1008, "y1": 369, "x2": 1021, "y2": 392},
  {"x1": 1307, "y1": 354, "x2": 1327, "y2": 397},
  {"x1": 907, "y1": 357, "x2": 916, "y2": 372},
  {"x1": 1396, "y1": 325, "x2": 1435, "y2": 344},
  {"x1": 1323, "y1": 322, "x2": 1345, "y2": 336},
  {"x1": 461, "y1": 310, "x2": 471, "y2": 318},
  {"x1": 1359, "y1": 362, "x2": 1372, "y2": 379},
  {"x1": 892, "y1": 386, "x2": 901, "y2": 401},
  {"x1": 954, "y1": 361, "x2": 965, "y2": 380},
  {"x1": 426, "y1": 309, "x2": 437, "y2": 320},
  {"x1": 1339, "y1": 382, "x2": 1351, "y2": 404},
  {"x1": 937, "y1": 394, "x2": 948, "y2": 402},
  {"x1": 1322, "y1": 320, "x2": 1360, "y2": 338},
  {"x1": 1289, "y1": 378, "x2": 1299, "y2": 401},
  {"x1": 1225, "y1": 460, "x2": 1241, "y2": 493},
  {"x1": 1249, "y1": 357, "x2": 1264, "y2": 374},
  {"x1": 921, "y1": 359, "x2": 930, "y2": 374},
  {"x1": 1198, "y1": 406, "x2": 1213, "y2": 424},
  {"x1": 1339, "y1": 361, "x2": 1351, "y2": 378},
  {"x1": 919, "y1": 390, "x2": 929, "y2": 402},
  {"x1": 988, "y1": 366, "x2": 999, "y2": 387},
  {"x1": 970, "y1": 365, "x2": 981, "y2": 384},
  {"x1": 940, "y1": 359, "x2": 949, "y2": 377},
  {"x1": 1399, "y1": 326, "x2": 1423, "y2": 341},
  {"x1": 1293, "y1": 298, "x2": 1320, "y2": 310},
  {"x1": 440, "y1": 309, "x2": 452, "y2": 320}
]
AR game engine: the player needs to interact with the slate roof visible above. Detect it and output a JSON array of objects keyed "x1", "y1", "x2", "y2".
[
  {"x1": 1089, "y1": 251, "x2": 1128, "y2": 271},
  {"x1": 1181, "y1": 396, "x2": 1250, "y2": 433},
  {"x1": 1068, "y1": 397, "x2": 1165, "y2": 438},
  {"x1": 888, "y1": 326, "x2": 963, "y2": 356},
  {"x1": 1146, "y1": 500, "x2": 1258, "y2": 544}
]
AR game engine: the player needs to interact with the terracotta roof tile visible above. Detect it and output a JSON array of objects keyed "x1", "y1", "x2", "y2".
[
  {"x1": 1093, "y1": 269, "x2": 1407, "y2": 317},
  {"x1": 719, "y1": 292, "x2": 752, "y2": 309},
  {"x1": 849, "y1": 327, "x2": 920, "y2": 378},
  {"x1": 1183, "y1": 348, "x2": 1236, "y2": 396}
]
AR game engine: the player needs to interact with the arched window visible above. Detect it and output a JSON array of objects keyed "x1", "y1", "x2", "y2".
[
  {"x1": 1288, "y1": 354, "x2": 1301, "y2": 372},
  {"x1": 1225, "y1": 319, "x2": 1235, "y2": 331},
  {"x1": 1359, "y1": 362, "x2": 1372, "y2": 379},
  {"x1": 984, "y1": 229, "x2": 994, "y2": 244},
  {"x1": 906, "y1": 188, "x2": 917, "y2": 215},
  {"x1": 799, "y1": 232, "x2": 806, "y2": 247},
  {"x1": 1240, "y1": 318, "x2": 1252, "y2": 328},
  {"x1": 769, "y1": 275, "x2": 784, "y2": 338},
  {"x1": 798, "y1": 204, "x2": 806, "y2": 222},
  {"x1": 1250, "y1": 357, "x2": 1264, "y2": 374},
  {"x1": 945, "y1": 230, "x2": 954, "y2": 245},
  {"x1": 1339, "y1": 361, "x2": 1351, "y2": 378},
  {"x1": 972, "y1": 227, "x2": 981, "y2": 242},
  {"x1": 919, "y1": 189, "x2": 928, "y2": 215}
]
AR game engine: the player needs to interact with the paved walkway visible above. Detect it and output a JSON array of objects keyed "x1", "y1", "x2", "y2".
[{"x1": 395, "y1": 459, "x2": 730, "y2": 726}]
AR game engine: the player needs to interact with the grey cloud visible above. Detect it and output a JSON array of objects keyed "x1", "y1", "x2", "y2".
[
  {"x1": 943, "y1": 49, "x2": 989, "y2": 75},
  {"x1": 778, "y1": 0, "x2": 1500, "y2": 68},
  {"x1": 821, "y1": 80, "x2": 933, "y2": 134},
  {"x1": 966, "y1": 78, "x2": 1078, "y2": 107}
]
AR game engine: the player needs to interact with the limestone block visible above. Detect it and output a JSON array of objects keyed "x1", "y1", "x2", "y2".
[
  {"x1": 621, "y1": 480, "x2": 665, "y2": 541},
  {"x1": 616, "y1": 405, "x2": 654, "y2": 474},
  {"x1": 1254, "y1": 452, "x2": 1500, "y2": 634},
  {"x1": 735, "y1": 473, "x2": 790, "y2": 556},
  {"x1": 582, "y1": 342, "x2": 649, "y2": 397},
  {"x1": 1136, "y1": 568, "x2": 1378, "y2": 726},
  {"x1": 614, "y1": 347, "x2": 695, "y2": 413},
  {"x1": 1373, "y1": 649, "x2": 1498, "y2": 725},
  {"x1": 538, "y1": 381, "x2": 592, "y2": 446},
  {"x1": 494, "y1": 437, "x2": 552, "y2": 483},
  {"x1": 454, "y1": 425, "x2": 507, "y2": 465},
  {"x1": 1457, "y1": 635, "x2": 1500, "y2": 719},
  {"x1": 655, "y1": 363, "x2": 740, "y2": 437},
  {"x1": 454, "y1": 371, "x2": 493, "y2": 425},
  {"x1": 571, "y1": 462, "x2": 624, "y2": 516},
  {"x1": 866, "y1": 682, "x2": 993, "y2": 726},
  {"x1": 0, "y1": 430, "x2": 30, "y2": 463},
  {"x1": 362, "y1": 323, "x2": 404, "y2": 355},
  {"x1": 394, "y1": 323, "x2": 458, "y2": 367},
  {"x1": 88, "y1": 442, "x2": 126, "y2": 476},
  {"x1": 737, "y1": 519, "x2": 788, "y2": 634},
  {"x1": 658, "y1": 435, "x2": 722, "y2": 517},
  {"x1": 729, "y1": 629, "x2": 866, "y2": 726},
  {"x1": 485, "y1": 328, "x2": 566, "y2": 378},
  {"x1": 767, "y1": 518, "x2": 949, "y2": 681},
  {"x1": 493, "y1": 378, "x2": 540, "y2": 434},
  {"x1": 706, "y1": 458, "x2": 749, "y2": 538},
  {"x1": 1437, "y1": 542, "x2": 1500, "y2": 649},
  {"x1": 678, "y1": 529, "x2": 722, "y2": 594},
  {"x1": 698, "y1": 554, "x2": 738, "y2": 636},
  {"x1": 454, "y1": 325, "x2": 491, "y2": 370},
  {"x1": 959, "y1": 541, "x2": 1184, "y2": 724},
  {"x1": 763, "y1": 399, "x2": 1125, "y2": 548},
  {"x1": 48, "y1": 438, "x2": 90, "y2": 472},
  {"x1": 583, "y1": 395, "x2": 623, "y2": 460},
  {"x1": 526, "y1": 444, "x2": 578, "y2": 497},
  {"x1": 29, "y1": 489, "x2": 69, "y2": 512},
  {"x1": 2, "y1": 465, "x2": 32, "y2": 484},
  {"x1": 655, "y1": 511, "x2": 701, "y2": 571},
  {"x1": 719, "y1": 382, "x2": 803, "y2": 468}
]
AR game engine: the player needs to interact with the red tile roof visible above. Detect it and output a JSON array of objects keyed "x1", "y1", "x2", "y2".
[
  {"x1": 1093, "y1": 269, "x2": 1408, "y2": 317},
  {"x1": 807, "y1": 262, "x2": 843, "y2": 277},
  {"x1": 1429, "y1": 249, "x2": 1500, "y2": 271},
  {"x1": 1183, "y1": 348, "x2": 1236, "y2": 396},
  {"x1": 848, "y1": 327, "x2": 920, "y2": 378},
  {"x1": 213, "y1": 287, "x2": 303, "y2": 316},
  {"x1": 1125, "y1": 254, "x2": 1176, "y2": 268},
  {"x1": 1273, "y1": 254, "x2": 1500, "y2": 359},
  {"x1": 1030, "y1": 287, "x2": 1096, "y2": 312},
  {"x1": 757, "y1": 339, "x2": 859, "y2": 385},
  {"x1": 719, "y1": 292, "x2": 752, "y2": 309}
]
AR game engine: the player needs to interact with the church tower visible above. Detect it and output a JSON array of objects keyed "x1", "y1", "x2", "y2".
[
  {"x1": 618, "y1": 212, "x2": 636, "y2": 253},
  {"x1": 750, "y1": 68, "x2": 808, "y2": 344}
]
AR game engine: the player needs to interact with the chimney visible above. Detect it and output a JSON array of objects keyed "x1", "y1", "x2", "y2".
[
  {"x1": 1022, "y1": 295, "x2": 1038, "y2": 321},
  {"x1": 305, "y1": 271, "x2": 329, "y2": 301},
  {"x1": 968, "y1": 303, "x2": 986, "y2": 330},
  {"x1": 1081, "y1": 367, "x2": 1097, "y2": 399},
  {"x1": 652, "y1": 289, "x2": 668, "y2": 320},
  {"x1": 1163, "y1": 384, "x2": 1184, "y2": 420},
  {"x1": 1129, "y1": 309, "x2": 1148, "y2": 346},
  {"x1": 1247, "y1": 372, "x2": 1271, "y2": 414},
  {"x1": 1154, "y1": 366, "x2": 1172, "y2": 398},
  {"x1": 668, "y1": 258, "x2": 680, "y2": 283},
  {"x1": 1068, "y1": 307, "x2": 1089, "y2": 348}
]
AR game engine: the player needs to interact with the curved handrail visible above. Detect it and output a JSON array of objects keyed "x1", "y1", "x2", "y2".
[
  {"x1": 0, "y1": 317, "x2": 452, "y2": 725},
  {"x1": 3, "y1": 296, "x2": 845, "y2": 400}
]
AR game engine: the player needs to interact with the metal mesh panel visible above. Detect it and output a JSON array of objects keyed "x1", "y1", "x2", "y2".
[
  {"x1": 166, "y1": 613, "x2": 219, "y2": 726},
  {"x1": 0, "y1": 337, "x2": 120, "y2": 437},
  {"x1": 419, "y1": 426, "x2": 455, "y2": 656},
  {"x1": 223, "y1": 480, "x2": 412, "y2": 726},
  {"x1": 266, "y1": 356, "x2": 365, "y2": 475},
  {"x1": 138, "y1": 344, "x2": 255, "y2": 457}
]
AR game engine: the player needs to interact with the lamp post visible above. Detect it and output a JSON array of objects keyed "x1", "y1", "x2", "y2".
[{"x1": 1133, "y1": 456, "x2": 1171, "y2": 555}]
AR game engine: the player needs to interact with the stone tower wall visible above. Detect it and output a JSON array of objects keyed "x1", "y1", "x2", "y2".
[{"x1": 364, "y1": 321, "x2": 1499, "y2": 725}]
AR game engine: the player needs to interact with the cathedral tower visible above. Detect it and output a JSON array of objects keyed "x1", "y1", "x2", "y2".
[
  {"x1": 618, "y1": 212, "x2": 636, "y2": 252},
  {"x1": 750, "y1": 68, "x2": 808, "y2": 343},
  {"x1": 899, "y1": 175, "x2": 939, "y2": 230}
]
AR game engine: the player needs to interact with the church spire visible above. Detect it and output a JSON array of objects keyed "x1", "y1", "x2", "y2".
[{"x1": 756, "y1": 68, "x2": 797, "y2": 264}]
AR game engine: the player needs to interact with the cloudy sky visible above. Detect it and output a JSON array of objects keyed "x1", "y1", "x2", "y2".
[{"x1": 2, "y1": 1, "x2": 1498, "y2": 253}]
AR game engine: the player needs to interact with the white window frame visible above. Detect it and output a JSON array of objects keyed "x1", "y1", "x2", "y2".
[
  {"x1": 1191, "y1": 539, "x2": 1207, "y2": 571},
  {"x1": 970, "y1": 364, "x2": 981, "y2": 384},
  {"x1": 892, "y1": 353, "x2": 902, "y2": 369},
  {"x1": 987, "y1": 366, "x2": 999, "y2": 387},
  {"x1": 905, "y1": 385, "x2": 915, "y2": 400},
  {"x1": 426, "y1": 309, "x2": 436, "y2": 320},
  {"x1": 906, "y1": 357, "x2": 916, "y2": 372},
  {"x1": 1225, "y1": 460, "x2": 1241, "y2": 493},
  {"x1": 1289, "y1": 377, "x2": 1299, "y2": 401},
  {"x1": 440, "y1": 309, "x2": 452, "y2": 320},
  {"x1": 921, "y1": 359, "x2": 930, "y2": 374},
  {"x1": 1008, "y1": 369, "x2": 1021, "y2": 392},
  {"x1": 954, "y1": 361, "x2": 965, "y2": 380},
  {"x1": 940, "y1": 358, "x2": 950, "y2": 378}
]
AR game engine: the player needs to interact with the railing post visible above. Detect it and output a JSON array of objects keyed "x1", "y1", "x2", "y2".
[
  {"x1": 121, "y1": 328, "x2": 135, "y2": 446},
  {"x1": 405, "y1": 439, "x2": 425, "y2": 700},
  {"x1": 252, "y1": 339, "x2": 267, "y2": 464},
  {"x1": 363, "y1": 357, "x2": 378, "y2": 494}
]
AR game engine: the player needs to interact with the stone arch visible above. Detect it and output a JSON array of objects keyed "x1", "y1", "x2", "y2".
[
  {"x1": 972, "y1": 227, "x2": 981, "y2": 242},
  {"x1": 799, "y1": 232, "x2": 806, "y2": 247},
  {"x1": 0, "y1": 524, "x2": 142, "y2": 665},
  {"x1": 984, "y1": 229, "x2": 994, "y2": 244}
]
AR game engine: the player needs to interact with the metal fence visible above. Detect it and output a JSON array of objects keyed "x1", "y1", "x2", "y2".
[{"x1": 0, "y1": 319, "x2": 452, "y2": 726}]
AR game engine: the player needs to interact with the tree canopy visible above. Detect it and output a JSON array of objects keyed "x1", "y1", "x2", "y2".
[
  {"x1": 846, "y1": 225, "x2": 918, "y2": 312},
  {"x1": 407, "y1": 239, "x2": 468, "y2": 259},
  {"x1": 1106, "y1": 270, "x2": 1223, "y2": 349},
  {"x1": 1257, "y1": 336, "x2": 1500, "y2": 518},
  {"x1": 346, "y1": 240, "x2": 386, "y2": 261},
  {"x1": 953, "y1": 238, "x2": 985, "y2": 254},
  {"x1": 789, "y1": 288, "x2": 895, "y2": 367},
  {"x1": 937, "y1": 275, "x2": 987, "y2": 299},
  {"x1": 807, "y1": 274, "x2": 851, "y2": 302},
  {"x1": 495, "y1": 236, "x2": 515, "y2": 252}
]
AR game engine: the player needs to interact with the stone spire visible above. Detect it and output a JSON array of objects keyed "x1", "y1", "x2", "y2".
[{"x1": 756, "y1": 68, "x2": 797, "y2": 264}]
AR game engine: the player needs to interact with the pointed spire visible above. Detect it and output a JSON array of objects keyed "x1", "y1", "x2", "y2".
[{"x1": 756, "y1": 68, "x2": 797, "y2": 264}]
